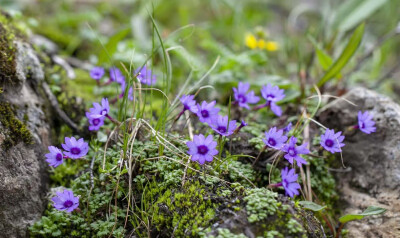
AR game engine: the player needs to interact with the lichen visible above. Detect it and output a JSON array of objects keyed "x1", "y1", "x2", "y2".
[{"x1": 0, "y1": 102, "x2": 33, "y2": 149}]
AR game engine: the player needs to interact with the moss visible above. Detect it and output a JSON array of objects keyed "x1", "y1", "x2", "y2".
[
  {"x1": 0, "y1": 102, "x2": 33, "y2": 149},
  {"x1": 213, "y1": 228, "x2": 247, "y2": 238},
  {"x1": 244, "y1": 188, "x2": 279, "y2": 223},
  {"x1": 0, "y1": 11, "x2": 21, "y2": 86},
  {"x1": 151, "y1": 180, "x2": 218, "y2": 237}
]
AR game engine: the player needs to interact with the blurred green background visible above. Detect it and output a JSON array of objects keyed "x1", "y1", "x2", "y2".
[{"x1": 1, "y1": 0, "x2": 400, "y2": 102}]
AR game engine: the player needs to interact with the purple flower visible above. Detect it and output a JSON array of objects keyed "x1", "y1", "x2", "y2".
[
  {"x1": 283, "y1": 122, "x2": 292, "y2": 135},
  {"x1": 262, "y1": 127, "x2": 287, "y2": 150},
  {"x1": 210, "y1": 115, "x2": 237, "y2": 137},
  {"x1": 186, "y1": 134, "x2": 219, "y2": 165},
  {"x1": 136, "y1": 65, "x2": 156, "y2": 86},
  {"x1": 320, "y1": 129, "x2": 345, "y2": 154},
  {"x1": 89, "y1": 98, "x2": 110, "y2": 119},
  {"x1": 85, "y1": 111, "x2": 105, "y2": 131},
  {"x1": 90, "y1": 67, "x2": 105, "y2": 80},
  {"x1": 282, "y1": 137, "x2": 309, "y2": 166},
  {"x1": 233, "y1": 82, "x2": 260, "y2": 109},
  {"x1": 281, "y1": 167, "x2": 301, "y2": 197},
  {"x1": 119, "y1": 81, "x2": 134, "y2": 101},
  {"x1": 260, "y1": 84, "x2": 285, "y2": 116},
  {"x1": 110, "y1": 67, "x2": 125, "y2": 84},
  {"x1": 180, "y1": 95, "x2": 198, "y2": 113},
  {"x1": 52, "y1": 189, "x2": 79, "y2": 213},
  {"x1": 45, "y1": 146, "x2": 64, "y2": 167},
  {"x1": 358, "y1": 111, "x2": 376, "y2": 134},
  {"x1": 196, "y1": 101, "x2": 220, "y2": 124},
  {"x1": 62, "y1": 137, "x2": 89, "y2": 159}
]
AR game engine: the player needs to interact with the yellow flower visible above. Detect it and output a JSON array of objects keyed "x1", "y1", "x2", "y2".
[
  {"x1": 245, "y1": 33, "x2": 258, "y2": 49},
  {"x1": 257, "y1": 39, "x2": 266, "y2": 49},
  {"x1": 265, "y1": 41, "x2": 279, "y2": 51}
]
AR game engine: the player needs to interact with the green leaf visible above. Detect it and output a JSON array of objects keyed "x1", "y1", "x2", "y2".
[
  {"x1": 298, "y1": 201, "x2": 326, "y2": 212},
  {"x1": 339, "y1": 206, "x2": 387, "y2": 224},
  {"x1": 98, "y1": 27, "x2": 131, "y2": 64},
  {"x1": 317, "y1": 23, "x2": 365, "y2": 87},
  {"x1": 333, "y1": 0, "x2": 389, "y2": 32},
  {"x1": 308, "y1": 35, "x2": 333, "y2": 71}
]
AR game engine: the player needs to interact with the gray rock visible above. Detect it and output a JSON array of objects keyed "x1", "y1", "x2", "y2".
[
  {"x1": 0, "y1": 17, "x2": 50, "y2": 238},
  {"x1": 318, "y1": 87, "x2": 400, "y2": 238}
]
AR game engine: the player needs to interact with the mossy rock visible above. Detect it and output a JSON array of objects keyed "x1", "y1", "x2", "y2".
[
  {"x1": 0, "y1": 102, "x2": 33, "y2": 150},
  {"x1": 0, "y1": 10, "x2": 21, "y2": 87}
]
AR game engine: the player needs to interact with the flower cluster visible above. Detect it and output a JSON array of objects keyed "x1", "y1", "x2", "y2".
[
  {"x1": 86, "y1": 98, "x2": 113, "y2": 131},
  {"x1": 245, "y1": 33, "x2": 279, "y2": 51},
  {"x1": 45, "y1": 137, "x2": 88, "y2": 212},
  {"x1": 45, "y1": 137, "x2": 89, "y2": 168},
  {"x1": 233, "y1": 82, "x2": 286, "y2": 117},
  {"x1": 89, "y1": 65, "x2": 157, "y2": 102}
]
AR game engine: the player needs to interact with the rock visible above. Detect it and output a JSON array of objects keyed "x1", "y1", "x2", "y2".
[
  {"x1": 0, "y1": 12, "x2": 51, "y2": 238},
  {"x1": 318, "y1": 87, "x2": 400, "y2": 238}
]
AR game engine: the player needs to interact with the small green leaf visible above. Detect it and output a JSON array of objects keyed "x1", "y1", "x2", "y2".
[
  {"x1": 339, "y1": 206, "x2": 387, "y2": 223},
  {"x1": 98, "y1": 27, "x2": 131, "y2": 64},
  {"x1": 317, "y1": 23, "x2": 365, "y2": 87},
  {"x1": 298, "y1": 201, "x2": 327, "y2": 212}
]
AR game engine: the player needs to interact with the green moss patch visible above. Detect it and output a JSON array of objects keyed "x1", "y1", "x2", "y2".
[{"x1": 0, "y1": 102, "x2": 33, "y2": 149}]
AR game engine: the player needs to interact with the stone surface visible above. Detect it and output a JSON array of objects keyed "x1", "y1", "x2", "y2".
[
  {"x1": 0, "y1": 16, "x2": 50, "y2": 238},
  {"x1": 318, "y1": 87, "x2": 400, "y2": 238}
]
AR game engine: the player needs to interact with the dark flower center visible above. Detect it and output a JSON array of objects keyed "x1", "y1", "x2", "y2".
[
  {"x1": 101, "y1": 109, "x2": 108, "y2": 115},
  {"x1": 266, "y1": 94, "x2": 275, "y2": 99},
  {"x1": 237, "y1": 94, "x2": 246, "y2": 103},
  {"x1": 201, "y1": 110, "x2": 209, "y2": 118},
  {"x1": 288, "y1": 148, "x2": 296, "y2": 156},
  {"x1": 197, "y1": 145, "x2": 209, "y2": 155},
  {"x1": 63, "y1": 200, "x2": 73, "y2": 208},
  {"x1": 360, "y1": 122, "x2": 365, "y2": 128},
  {"x1": 93, "y1": 118, "x2": 100, "y2": 126},
  {"x1": 218, "y1": 126, "x2": 227, "y2": 133},
  {"x1": 183, "y1": 104, "x2": 189, "y2": 110},
  {"x1": 71, "y1": 147, "x2": 81, "y2": 155},
  {"x1": 56, "y1": 153, "x2": 63, "y2": 161},
  {"x1": 268, "y1": 138, "x2": 277, "y2": 146},
  {"x1": 325, "y1": 139, "x2": 334, "y2": 147}
]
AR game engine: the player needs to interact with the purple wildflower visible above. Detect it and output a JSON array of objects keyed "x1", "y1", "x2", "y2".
[
  {"x1": 233, "y1": 82, "x2": 260, "y2": 109},
  {"x1": 281, "y1": 167, "x2": 301, "y2": 197},
  {"x1": 320, "y1": 129, "x2": 345, "y2": 154},
  {"x1": 109, "y1": 67, "x2": 125, "y2": 84},
  {"x1": 283, "y1": 122, "x2": 292, "y2": 135},
  {"x1": 136, "y1": 65, "x2": 156, "y2": 86},
  {"x1": 196, "y1": 101, "x2": 220, "y2": 124},
  {"x1": 236, "y1": 120, "x2": 248, "y2": 132},
  {"x1": 89, "y1": 98, "x2": 110, "y2": 119},
  {"x1": 282, "y1": 137, "x2": 309, "y2": 166},
  {"x1": 262, "y1": 127, "x2": 287, "y2": 150},
  {"x1": 119, "y1": 80, "x2": 134, "y2": 101},
  {"x1": 210, "y1": 115, "x2": 237, "y2": 137},
  {"x1": 259, "y1": 84, "x2": 285, "y2": 116},
  {"x1": 52, "y1": 189, "x2": 79, "y2": 213},
  {"x1": 90, "y1": 67, "x2": 105, "y2": 80},
  {"x1": 186, "y1": 134, "x2": 219, "y2": 165},
  {"x1": 85, "y1": 111, "x2": 105, "y2": 131},
  {"x1": 45, "y1": 146, "x2": 64, "y2": 167},
  {"x1": 62, "y1": 137, "x2": 89, "y2": 159},
  {"x1": 357, "y1": 111, "x2": 376, "y2": 134},
  {"x1": 180, "y1": 95, "x2": 198, "y2": 113}
]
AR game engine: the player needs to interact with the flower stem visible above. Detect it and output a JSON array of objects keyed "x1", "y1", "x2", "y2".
[
  {"x1": 252, "y1": 103, "x2": 268, "y2": 111},
  {"x1": 106, "y1": 114, "x2": 121, "y2": 126},
  {"x1": 267, "y1": 182, "x2": 282, "y2": 188},
  {"x1": 252, "y1": 145, "x2": 268, "y2": 166}
]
